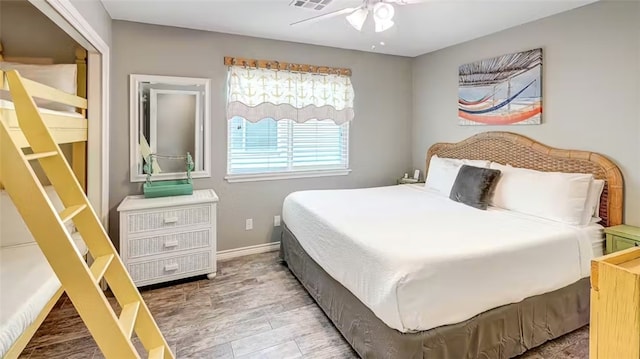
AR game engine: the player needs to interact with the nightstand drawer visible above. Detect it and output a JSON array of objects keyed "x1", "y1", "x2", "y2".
[
  {"x1": 127, "y1": 228, "x2": 212, "y2": 259},
  {"x1": 127, "y1": 250, "x2": 213, "y2": 285},
  {"x1": 610, "y1": 235, "x2": 639, "y2": 252},
  {"x1": 604, "y1": 225, "x2": 640, "y2": 255},
  {"x1": 124, "y1": 204, "x2": 211, "y2": 234}
]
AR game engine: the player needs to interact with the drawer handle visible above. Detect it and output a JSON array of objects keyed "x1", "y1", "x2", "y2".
[
  {"x1": 164, "y1": 217, "x2": 179, "y2": 224},
  {"x1": 164, "y1": 240, "x2": 179, "y2": 248},
  {"x1": 164, "y1": 263, "x2": 179, "y2": 272}
]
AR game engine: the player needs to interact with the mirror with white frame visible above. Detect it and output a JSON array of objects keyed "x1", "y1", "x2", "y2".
[{"x1": 129, "y1": 74, "x2": 210, "y2": 182}]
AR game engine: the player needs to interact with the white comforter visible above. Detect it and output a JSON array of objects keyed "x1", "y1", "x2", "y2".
[{"x1": 283, "y1": 185, "x2": 602, "y2": 333}]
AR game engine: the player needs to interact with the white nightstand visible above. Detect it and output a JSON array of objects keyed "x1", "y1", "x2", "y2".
[
  {"x1": 117, "y1": 189, "x2": 218, "y2": 287},
  {"x1": 397, "y1": 178, "x2": 424, "y2": 185}
]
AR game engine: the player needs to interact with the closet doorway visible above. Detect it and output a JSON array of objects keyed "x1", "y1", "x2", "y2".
[{"x1": 22, "y1": 0, "x2": 110, "y2": 226}]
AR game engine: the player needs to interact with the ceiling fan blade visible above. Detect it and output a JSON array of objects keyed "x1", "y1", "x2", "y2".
[
  {"x1": 384, "y1": 0, "x2": 429, "y2": 4},
  {"x1": 290, "y1": 7, "x2": 358, "y2": 26}
]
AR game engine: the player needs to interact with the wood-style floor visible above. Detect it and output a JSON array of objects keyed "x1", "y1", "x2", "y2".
[{"x1": 19, "y1": 251, "x2": 588, "y2": 358}]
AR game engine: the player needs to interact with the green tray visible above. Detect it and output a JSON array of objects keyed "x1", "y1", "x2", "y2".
[{"x1": 143, "y1": 179, "x2": 193, "y2": 198}]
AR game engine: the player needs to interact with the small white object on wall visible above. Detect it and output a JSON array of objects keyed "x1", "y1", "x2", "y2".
[{"x1": 413, "y1": 169, "x2": 420, "y2": 180}]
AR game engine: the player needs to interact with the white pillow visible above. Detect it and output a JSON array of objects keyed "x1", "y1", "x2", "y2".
[
  {"x1": 443, "y1": 156, "x2": 491, "y2": 169},
  {"x1": 425, "y1": 155, "x2": 491, "y2": 196},
  {"x1": 490, "y1": 163, "x2": 593, "y2": 225},
  {"x1": 582, "y1": 179, "x2": 605, "y2": 225},
  {"x1": 425, "y1": 156, "x2": 460, "y2": 195},
  {"x1": 1, "y1": 62, "x2": 77, "y2": 112}
]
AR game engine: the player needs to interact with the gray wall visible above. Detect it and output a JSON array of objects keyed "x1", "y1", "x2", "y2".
[
  {"x1": 412, "y1": 1, "x2": 640, "y2": 226},
  {"x1": 69, "y1": 0, "x2": 112, "y2": 46},
  {"x1": 0, "y1": 0, "x2": 80, "y2": 63},
  {"x1": 111, "y1": 21, "x2": 413, "y2": 250}
]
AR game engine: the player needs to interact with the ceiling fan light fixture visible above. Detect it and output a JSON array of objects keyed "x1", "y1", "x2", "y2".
[
  {"x1": 374, "y1": 18, "x2": 394, "y2": 32},
  {"x1": 346, "y1": 8, "x2": 368, "y2": 31},
  {"x1": 373, "y1": 2, "x2": 395, "y2": 22}
]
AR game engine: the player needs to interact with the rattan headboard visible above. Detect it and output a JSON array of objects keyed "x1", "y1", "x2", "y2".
[{"x1": 426, "y1": 132, "x2": 623, "y2": 227}]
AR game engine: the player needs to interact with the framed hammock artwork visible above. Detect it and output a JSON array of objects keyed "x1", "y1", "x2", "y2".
[{"x1": 458, "y1": 48, "x2": 542, "y2": 126}]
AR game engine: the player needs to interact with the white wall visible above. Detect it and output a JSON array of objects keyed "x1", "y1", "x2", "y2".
[
  {"x1": 111, "y1": 21, "x2": 413, "y2": 250},
  {"x1": 412, "y1": 1, "x2": 640, "y2": 225}
]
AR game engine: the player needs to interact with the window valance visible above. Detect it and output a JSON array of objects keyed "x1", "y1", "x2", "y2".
[{"x1": 226, "y1": 66, "x2": 355, "y2": 124}]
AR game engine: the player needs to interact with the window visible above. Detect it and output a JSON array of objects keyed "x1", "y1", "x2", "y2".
[
  {"x1": 229, "y1": 116, "x2": 278, "y2": 153},
  {"x1": 226, "y1": 64, "x2": 354, "y2": 181},
  {"x1": 228, "y1": 117, "x2": 349, "y2": 174}
]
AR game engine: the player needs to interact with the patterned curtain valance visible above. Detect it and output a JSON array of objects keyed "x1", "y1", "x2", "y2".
[{"x1": 226, "y1": 66, "x2": 355, "y2": 124}]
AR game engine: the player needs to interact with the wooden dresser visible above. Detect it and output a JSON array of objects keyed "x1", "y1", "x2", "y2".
[
  {"x1": 117, "y1": 189, "x2": 218, "y2": 287},
  {"x1": 590, "y1": 247, "x2": 640, "y2": 359}
]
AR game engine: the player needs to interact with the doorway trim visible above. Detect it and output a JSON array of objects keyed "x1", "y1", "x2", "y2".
[{"x1": 35, "y1": 0, "x2": 111, "y2": 226}]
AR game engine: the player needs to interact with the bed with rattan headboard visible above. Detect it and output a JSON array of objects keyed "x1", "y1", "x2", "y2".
[
  {"x1": 427, "y1": 131, "x2": 623, "y2": 227},
  {"x1": 279, "y1": 131, "x2": 625, "y2": 359}
]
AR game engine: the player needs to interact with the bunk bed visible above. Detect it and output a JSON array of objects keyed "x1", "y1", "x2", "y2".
[
  {"x1": 0, "y1": 42, "x2": 88, "y2": 189},
  {"x1": 0, "y1": 43, "x2": 89, "y2": 359}
]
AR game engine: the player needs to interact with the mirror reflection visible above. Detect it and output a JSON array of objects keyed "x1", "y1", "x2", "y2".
[{"x1": 130, "y1": 75, "x2": 210, "y2": 182}]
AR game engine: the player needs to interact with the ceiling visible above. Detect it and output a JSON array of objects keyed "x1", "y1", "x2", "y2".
[{"x1": 100, "y1": 0, "x2": 597, "y2": 57}]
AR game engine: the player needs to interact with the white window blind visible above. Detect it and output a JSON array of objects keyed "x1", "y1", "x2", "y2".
[
  {"x1": 226, "y1": 65, "x2": 353, "y2": 178},
  {"x1": 228, "y1": 117, "x2": 349, "y2": 175}
]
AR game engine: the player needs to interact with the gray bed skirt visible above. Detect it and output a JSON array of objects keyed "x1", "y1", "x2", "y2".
[{"x1": 280, "y1": 224, "x2": 590, "y2": 359}]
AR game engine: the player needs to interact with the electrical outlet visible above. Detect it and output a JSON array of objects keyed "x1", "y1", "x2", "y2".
[
  {"x1": 245, "y1": 218, "x2": 253, "y2": 230},
  {"x1": 274, "y1": 215, "x2": 281, "y2": 227}
]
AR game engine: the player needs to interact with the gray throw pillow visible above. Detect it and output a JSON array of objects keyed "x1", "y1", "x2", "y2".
[{"x1": 449, "y1": 165, "x2": 501, "y2": 210}]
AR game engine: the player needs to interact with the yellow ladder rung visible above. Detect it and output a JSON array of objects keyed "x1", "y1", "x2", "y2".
[
  {"x1": 119, "y1": 301, "x2": 140, "y2": 339},
  {"x1": 23, "y1": 151, "x2": 58, "y2": 161},
  {"x1": 89, "y1": 254, "x2": 114, "y2": 283},
  {"x1": 149, "y1": 346, "x2": 165, "y2": 359},
  {"x1": 59, "y1": 204, "x2": 87, "y2": 223}
]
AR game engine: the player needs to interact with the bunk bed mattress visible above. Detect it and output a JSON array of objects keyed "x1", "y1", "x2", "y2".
[
  {"x1": 282, "y1": 184, "x2": 603, "y2": 333},
  {"x1": 0, "y1": 99, "x2": 83, "y2": 122},
  {"x1": 0, "y1": 234, "x2": 87, "y2": 356}
]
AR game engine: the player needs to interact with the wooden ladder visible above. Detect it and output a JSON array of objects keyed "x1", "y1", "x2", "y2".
[{"x1": 0, "y1": 70, "x2": 174, "y2": 359}]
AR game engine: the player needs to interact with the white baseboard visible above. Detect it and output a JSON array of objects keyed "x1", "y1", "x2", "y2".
[{"x1": 217, "y1": 242, "x2": 280, "y2": 261}]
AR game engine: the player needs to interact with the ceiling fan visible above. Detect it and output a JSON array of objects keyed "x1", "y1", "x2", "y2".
[{"x1": 291, "y1": 0, "x2": 424, "y2": 33}]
